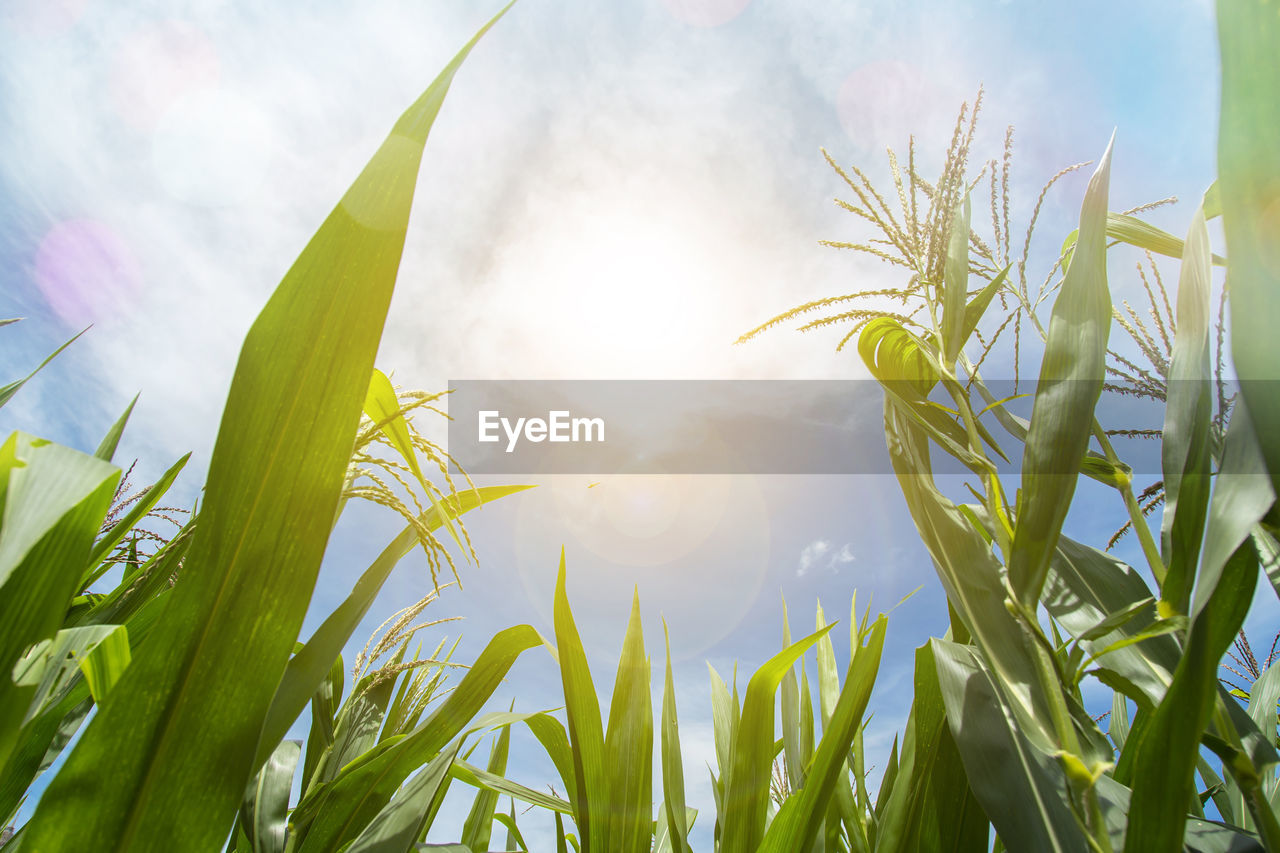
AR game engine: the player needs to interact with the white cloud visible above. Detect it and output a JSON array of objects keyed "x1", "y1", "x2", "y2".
[{"x1": 798, "y1": 538, "x2": 855, "y2": 577}]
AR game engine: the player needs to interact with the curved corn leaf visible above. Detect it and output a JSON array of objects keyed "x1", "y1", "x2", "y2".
[
  {"x1": 1159, "y1": 206, "x2": 1214, "y2": 615},
  {"x1": 94, "y1": 394, "x2": 139, "y2": 462},
  {"x1": 1123, "y1": 540, "x2": 1258, "y2": 852},
  {"x1": 451, "y1": 759, "x2": 573, "y2": 815},
  {"x1": 0, "y1": 433, "x2": 119, "y2": 772},
  {"x1": 760, "y1": 615, "x2": 889, "y2": 853},
  {"x1": 868, "y1": 635, "x2": 987, "y2": 853},
  {"x1": 256, "y1": 484, "x2": 532, "y2": 772},
  {"x1": 1009, "y1": 137, "x2": 1113, "y2": 608},
  {"x1": 552, "y1": 549, "x2": 607, "y2": 852},
  {"x1": 603, "y1": 590, "x2": 652, "y2": 853},
  {"x1": 81, "y1": 452, "x2": 190, "y2": 588},
  {"x1": 290, "y1": 628, "x2": 539, "y2": 853},
  {"x1": 719, "y1": 621, "x2": 834, "y2": 853},
  {"x1": 1218, "y1": 0, "x2": 1280, "y2": 497},
  {"x1": 932, "y1": 639, "x2": 1088, "y2": 853},
  {"x1": 345, "y1": 739, "x2": 462, "y2": 853},
  {"x1": 461, "y1": 720, "x2": 512, "y2": 852},
  {"x1": 21, "y1": 7, "x2": 514, "y2": 850},
  {"x1": 240, "y1": 739, "x2": 300, "y2": 853},
  {"x1": 660, "y1": 621, "x2": 691, "y2": 853},
  {"x1": 0, "y1": 328, "x2": 87, "y2": 410},
  {"x1": 942, "y1": 195, "x2": 972, "y2": 362}
]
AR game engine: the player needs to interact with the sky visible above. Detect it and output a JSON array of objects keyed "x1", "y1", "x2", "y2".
[{"x1": 1, "y1": 0, "x2": 1274, "y2": 848}]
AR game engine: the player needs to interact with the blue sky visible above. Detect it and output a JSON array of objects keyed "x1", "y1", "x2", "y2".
[{"x1": 2, "y1": 0, "x2": 1273, "y2": 848}]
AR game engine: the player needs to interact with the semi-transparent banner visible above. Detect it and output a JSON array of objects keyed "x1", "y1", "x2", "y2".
[{"x1": 445, "y1": 379, "x2": 1215, "y2": 475}]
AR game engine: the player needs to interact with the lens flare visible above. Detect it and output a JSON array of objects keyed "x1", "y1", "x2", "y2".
[{"x1": 34, "y1": 219, "x2": 142, "y2": 328}]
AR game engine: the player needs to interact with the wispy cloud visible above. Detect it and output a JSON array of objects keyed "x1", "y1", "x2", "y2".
[{"x1": 798, "y1": 538, "x2": 855, "y2": 577}]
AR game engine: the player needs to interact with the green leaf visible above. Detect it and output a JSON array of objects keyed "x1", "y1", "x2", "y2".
[
  {"x1": 1218, "y1": 0, "x2": 1280, "y2": 498},
  {"x1": 552, "y1": 549, "x2": 608, "y2": 852},
  {"x1": 0, "y1": 433, "x2": 119, "y2": 771},
  {"x1": 603, "y1": 589, "x2": 652, "y2": 853},
  {"x1": 942, "y1": 194, "x2": 972, "y2": 362},
  {"x1": 1102, "y1": 212, "x2": 1226, "y2": 266},
  {"x1": 1123, "y1": 540, "x2": 1257, "y2": 852},
  {"x1": 347, "y1": 739, "x2": 462, "y2": 853},
  {"x1": 75, "y1": 623, "x2": 131, "y2": 705},
  {"x1": 94, "y1": 394, "x2": 139, "y2": 462},
  {"x1": 496, "y1": 806, "x2": 528, "y2": 852},
  {"x1": 1159, "y1": 205, "x2": 1214, "y2": 615},
  {"x1": 22, "y1": 7, "x2": 514, "y2": 850},
  {"x1": 240, "y1": 739, "x2": 300, "y2": 853},
  {"x1": 932, "y1": 640, "x2": 1087, "y2": 853},
  {"x1": 291, "y1": 629, "x2": 539, "y2": 852},
  {"x1": 1041, "y1": 536, "x2": 1177, "y2": 708},
  {"x1": 719, "y1": 622, "x2": 835, "y2": 853},
  {"x1": 865, "y1": 636, "x2": 987, "y2": 853},
  {"x1": 659, "y1": 620, "x2": 691, "y2": 853},
  {"x1": 1009, "y1": 137, "x2": 1114, "y2": 608},
  {"x1": 461, "y1": 721, "x2": 511, "y2": 852},
  {"x1": 759, "y1": 616, "x2": 891, "y2": 853},
  {"x1": 451, "y1": 759, "x2": 573, "y2": 814},
  {"x1": 258, "y1": 485, "x2": 530, "y2": 772},
  {"x1": 0, "y1": 328, "x2": 87, "y2": 410}
]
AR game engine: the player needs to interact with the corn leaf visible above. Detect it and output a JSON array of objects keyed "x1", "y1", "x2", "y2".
[
  {"x1": 461, "y1": 721, "x2": 512, "y2": 852},
  {"x1": 660, "y1": 621, "x2": 692, "y2": 853},
  {"x1": 932, "y1": 639, "x2": 1088, "y2": 853},
  {"x1": 346, "y1": 738, "x2": 462, "y2": 853},
  {"x1": 257, "y1": 484, "x2": 530, "y2": 771},
  {"x1": 603, "y1": 589, "x2": 652, "y2": 853},
  {"x1": 867, "y1": 637, "x2": 987, "y2": 853},
  {"x1": 1123, "y1": 540, "x2": 1258, "y2": 852},
  {"x1": 290, "y1": 628, "x2": 539, "y2": 852},
  {"x1": 759, "y1": 615, "x2": 889, "y2": 853},
  {"x1": 240, "y1": 739, "x2": 300, "y2": 853},
  {"x1": 0, "y1": 433, "x2": 119, "y2": 772},
  {"x1": 1218, "y1": 0, "x2": 1280, "y2": 496},
  {"x1": 94, "y1": 394, "x2": 138, "y2": 462},
  {"x1": 1159, "y1": 206, "x2": 1214, "y2": 615},
  {"x1": 451, "y1": 759, "x2": 573, "y2": 814},
  {"x1": 942, "y1": 195, "x2": 972, "y2": 362},
  {"x1": 719, "y1": 622, "x2": 835, "y2": 853},
  {"x1": 1009, "y1": 137, "x2": 1113, "y2": 607},
  {"x1": 553, "y1": 549, "x2": 608, "y2": 852},
  {"x1": 0, "y1": 328, "x2": 87, "y2": 410},
  {"x1": 21, "y1": 7, "x2": 513, "y2": 849}
]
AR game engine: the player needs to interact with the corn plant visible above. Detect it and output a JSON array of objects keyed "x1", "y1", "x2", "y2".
[
  {"x1": 737, "y1": 3, "x2": 1280, "y2": 849},
  {"x1": 0, "y1": 4, "x2": 535, "y2": 851}
]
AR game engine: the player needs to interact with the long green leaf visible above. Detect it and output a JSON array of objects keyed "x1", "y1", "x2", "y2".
[
  {"x1": 1123, "y1": 541, "x2": 1258, "y2": 852},
  {"x1": 94, "y1": 394, "x2": 138, "y2": 462},
  {"x1": 553, "y1": 549, "x2": 608, "y2": 852},
  {"x1": 942, "y1": 194, "x2": 972, "y2": 362},
  {"x1": 0, "y1": 328, "x2": 87, "y2": 410},
  {"x1": 603, "y1": 589, "x2": 653, "y2": 853},
  {"x1": 659, "y1": 621, "x2": 691, "y2": 853},
  {"x1": 759, "y1": 616, "x2": 889, "y2": 853},
  {"x1": 22, "y1": 8, "x2": 513, "y2": 850},
  {"x1": 461, "y1": 722, "x2": 512, "y2": 852},
  {"x1": 241, "y1": 740, "x2": 301, "y2": 853},
  {"x1": 290, "y1": 627, "x2": 539, "y2": 853},
  {"x1": 257, "y1": 485, "x2": 531, "y2": 772},
  {"x1": 0, "y1": 433, "x2": 119, "y2": 771},
  {"x1": 1009, "y1": 137, "x2": 1113, "y2": 607},
  {"x1": 346, "y1": 739, "x2": 462, "y2": 853},
  {"x1": 1218, "y1": 0, "x2": 1280, "y2": 497},
  {"x1": 932, "y1": 640, "x2": 1087, "y2": 853},
  {"x1": 719, "y1": 622, "x2": 835, "y2": 853},
  {"x1": 1159, "y1": 205, "x2": 1214, "y2": 615}
]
